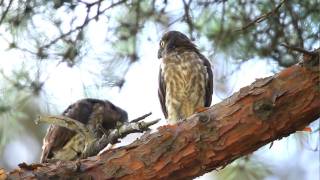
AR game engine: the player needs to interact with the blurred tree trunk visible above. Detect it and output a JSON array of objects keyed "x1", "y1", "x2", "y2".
[{"x1": 4, "y1": 51, "x2": 320, "y2": 180}]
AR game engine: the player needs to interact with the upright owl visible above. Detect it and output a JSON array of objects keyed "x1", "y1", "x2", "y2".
[
  {"x1": 40, "y1": 98, "x2": 128, "y2": 163},
  {"x1": 158, "y1": 31, "x2": 213, "y2": 124}
]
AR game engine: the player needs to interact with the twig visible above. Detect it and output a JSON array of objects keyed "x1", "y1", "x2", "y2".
[
  {"x1": 82, "y1": 118, "x2": 160, "y2": 158},
  {"x1": 168, "y1": 16, "x2": 183, "y2": 27},
  {"x1": 284, "y1": 2, "x2": 304, "y2": 47},
  {"x1": 130, "y1": 112, "x2": 152, "y2": 123},
  {"x1": 280, "y1": 43, "x2": 317, "y2": 56},
  {"x1": 182, "y1": 0, "x2": 194, "y2": 37},
  {"x1": 0, "y1": 0, "x2": 13, "y2": 25},
  {"x1": 42, "y1": 0, "x2": 127, "y2": 49},
  {"x1": 95, "y1": 0, "x2": 102, "y2": 21},
  {"x1": 235, "y1": 0, "x2": 286, "y2": 32}
]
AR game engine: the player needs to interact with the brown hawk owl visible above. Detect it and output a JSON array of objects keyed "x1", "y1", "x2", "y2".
[
  {"x1": 40, "y1": 98, "x2": 128, "y2": 163},
  {"x1": 158, "y1": 31, "x2": 213, "y2": 124}
]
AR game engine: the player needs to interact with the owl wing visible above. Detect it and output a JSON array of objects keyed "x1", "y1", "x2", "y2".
[
  {"x1": 40, "y1": 100, "x2": 93, "y2": 163},
  {"x1": 199, "y1": 53, "x2": 213, "y2": 107},
  {"x1": 40, "y1": 125, "x2": 75, "y2": 163},
  {"x1": 158, "y1": 68, "x2": 168, "y2": 119},
  {"x1": 40, "y1": 98, "x2": 128, "y2": 162}
]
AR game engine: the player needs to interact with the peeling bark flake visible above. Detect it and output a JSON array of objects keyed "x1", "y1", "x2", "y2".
[
  {"x1": 250, "y1": 76, "x2": 274, "y2": 90},
  {"x1": 271, "y1": 89, "x2": 287, "y2": 103},
  {"x1": 153, "y1": 159, "x2": 171, "y2": 171},
  {"x1": 172, "y1": 144, "x2": 197, "y2": 163},
  {"x1": 130, "y1": 160, "x2": 145, "y2": 170}
]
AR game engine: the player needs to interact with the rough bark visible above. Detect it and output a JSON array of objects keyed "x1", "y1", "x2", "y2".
[{"x1": 4, "y1": 52, "x2": 320, "y2": 180}]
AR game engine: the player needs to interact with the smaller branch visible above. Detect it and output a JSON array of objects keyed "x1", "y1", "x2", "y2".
[
  {"x1": 77, "y1": 0, "x2": 102, "y2": 7},
  {"x1": 284, "y1": 2, "x2": 304, "y2": 47},
  {"x1": 197, "y1": 0, "x2": 226, "y2": 7},
  {"x1": 0, "y1": 0, "x2": 13, "y2": 25},
  {"x1": 118, "y1": 119, "x2": 160, "y2": 135},
  {"x1": 82, "y1": 118, "x2": 160, "y2": 158},
  {"x1": 95, "y1": 0, "x2": 102, "y2": 21},
  {"x1": 182, "y1": 0, "x2": 194, "y2": 37},
  {"x1": 214, "y1": 0, "x2": 226, "y2": 48},
  {"x1": 168, "y1": 16, "x2": 183, "y2": 27},
  {"x1": 280, "y1": 43, "x2": 318, "y2": 56},
  {"x1": 131, "y1": 112, "x2": 152, "y2": 123},
  {"x1": 42, "y1": 0, "x2": 127, "y2": 49},
  {"x1": 235, "y1": 0, "x2": 286, "y2": 32}
]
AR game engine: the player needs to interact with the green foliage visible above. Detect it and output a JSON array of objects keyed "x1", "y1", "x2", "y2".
[
  {"x1": 0, "y1": 64, "x2": 44, "y2": 152},
  {"x1": 1, "y1": 0, "x2": 317, "y2": 78},
  {"x1": 0, "y1": 86, "x2": 31, "y2": 149},
  {"x1": 194, "y1": 0, "x2": 319, "y2": 66}
]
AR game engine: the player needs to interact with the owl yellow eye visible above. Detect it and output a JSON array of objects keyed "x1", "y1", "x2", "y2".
[{"x1": 160, "y1": 41, "x2": 165, "y2": 47}]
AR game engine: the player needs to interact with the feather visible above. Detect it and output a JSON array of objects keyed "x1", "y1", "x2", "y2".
[{"x1": 40, "y1": 98, "x2": 128, "y2": 162}]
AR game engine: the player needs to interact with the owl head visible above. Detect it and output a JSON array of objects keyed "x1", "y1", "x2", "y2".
[{"x1": 157, "y1": 31, "x2": 197, "y2": 59}]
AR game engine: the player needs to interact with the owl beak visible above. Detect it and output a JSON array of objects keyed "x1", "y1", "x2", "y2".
[{"x1": 158, "y1": 49, "x2": 163, "y2": 59}]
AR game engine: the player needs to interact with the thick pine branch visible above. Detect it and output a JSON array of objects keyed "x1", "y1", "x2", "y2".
[{"x1": 4, "y1": 52, "x2": 320, "y2": 179}]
